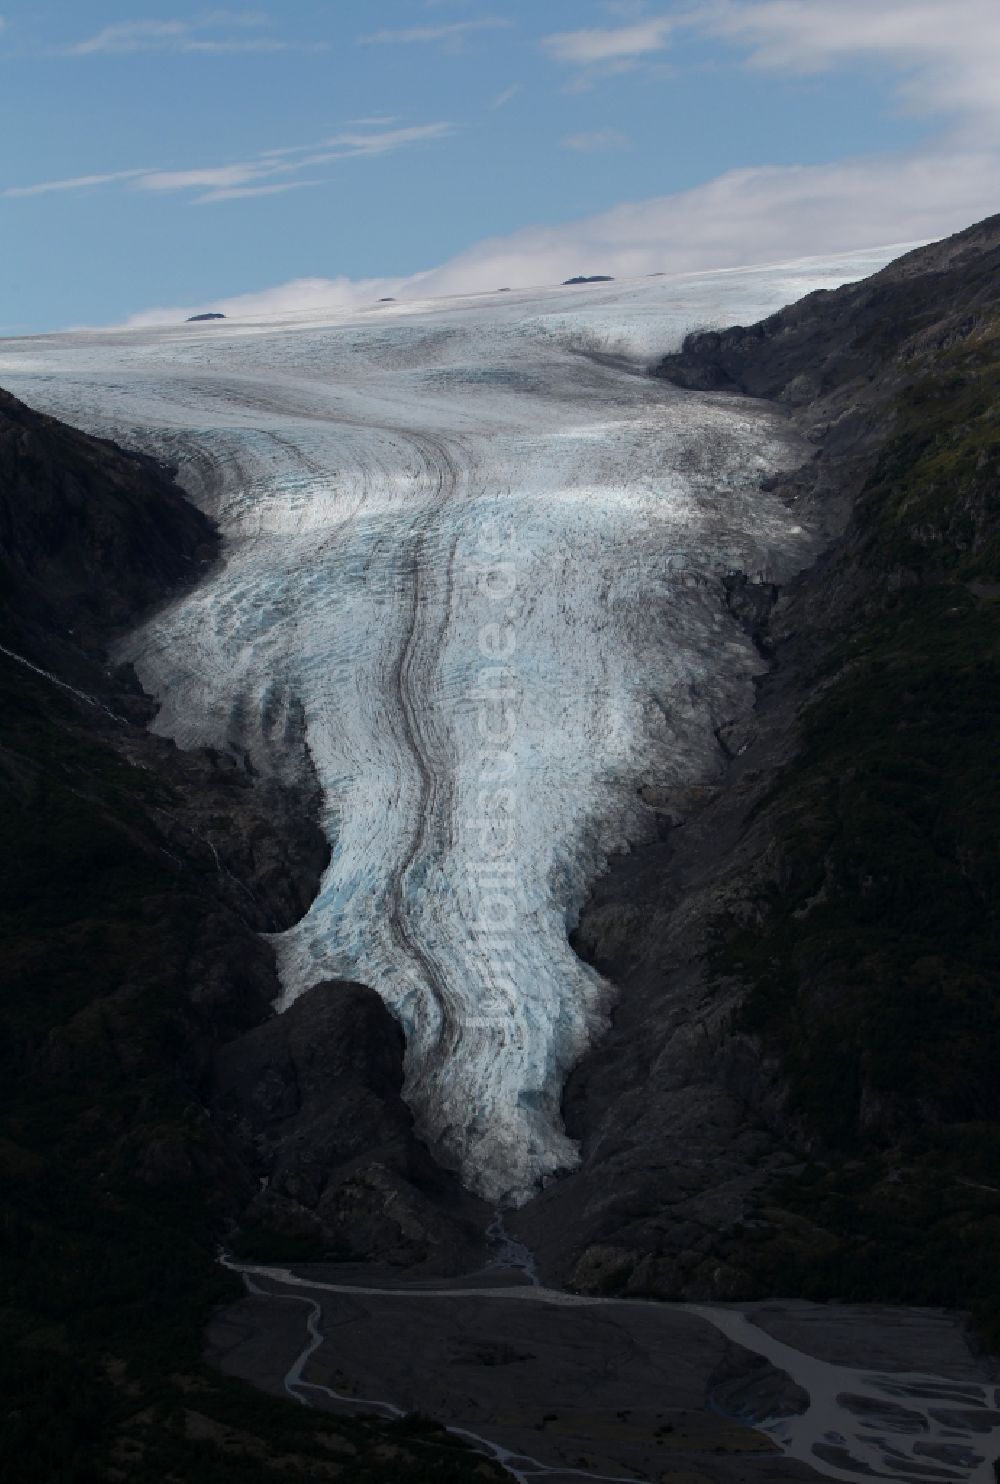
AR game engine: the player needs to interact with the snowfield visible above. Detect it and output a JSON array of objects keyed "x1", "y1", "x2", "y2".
[{"x1": 0, "y1": 249, "x2": 897, "y2": 1203}]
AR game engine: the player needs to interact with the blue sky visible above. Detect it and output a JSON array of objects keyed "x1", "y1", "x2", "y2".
[{"x1": 2, "y1": 1, "x2": 999, "y2": 331}]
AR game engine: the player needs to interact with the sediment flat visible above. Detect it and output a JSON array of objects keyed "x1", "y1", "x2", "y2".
[{"x1": 207, "y1": 1261, "x2": 1000, "y2": 1483}]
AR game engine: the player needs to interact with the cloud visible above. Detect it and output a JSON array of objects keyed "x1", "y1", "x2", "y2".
[
  {"x1": 4, "y1": 123, "x2": 455, "y2": 203},
  {"x1": 489, "y1": 84, "x2": 522, "y2": 110},
  {"x1": 126, "y1": 273, "x2": 428, "y2": 326},
  {"x1": 542, "y1": 0, "x2": 1000, "y2": 123},
  {"x1": 540, "y1": 16, "x2": 673, "y2": 66},
  {"x1": 358, "y1": 19, "x2": 510, "y2": 47},
  {"x1": 26, "y1": 0, "x2": 1000, "y2": 331},
  {"x1": 562, "y1": 129, "x2": 630, "y2": 152},
  {"x1": 404, "y1": 149, "x2": 1000, "y2": 292},
  {"x1": 5, "y1": 168, "x2": 153, "y2": 198},
  {"x1": 137, "y1": 163, "x2": 261, "y2": 193},
  {"x1": 61, "y1": 12, "x2": 323, "y2": 57},
  {"x1": 193, "y1": 180, "x2": 321, "y2": 204},
  {"x1": 702, "y1": 0, "x2": 1000, "y2": 140},
  {"x1": 304, "y1": 124, "x2": 455, "y2": 161},
  {"x1": 123, "y1": 147, "x2": 1000, "y2": 324}
]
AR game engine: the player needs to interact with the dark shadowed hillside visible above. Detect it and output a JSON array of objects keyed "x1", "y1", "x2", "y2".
[
  {"x1": 0, "y1": 388, "x2": 504, "y2": 1483},
  {"x1": 515, "y1": 213, "x2": 1000, "y2": 1342}
]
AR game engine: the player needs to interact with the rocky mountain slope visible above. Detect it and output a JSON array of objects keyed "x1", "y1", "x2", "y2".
[
  {"x1": 514, "y1": 212, "x2": 1000, "y2": 1343},
  {"x1": 0, "y1": 388, "x2": 502, "y2": 1482}
]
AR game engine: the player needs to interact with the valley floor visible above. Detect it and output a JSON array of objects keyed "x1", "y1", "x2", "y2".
[{"x1": 209, "y1": 1255, "x2": 1000, "y2": 1484}]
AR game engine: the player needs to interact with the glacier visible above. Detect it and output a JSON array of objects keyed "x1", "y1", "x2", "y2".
[{"x1": 0, "y1": 248, "x2": 900, "y2": 1203}]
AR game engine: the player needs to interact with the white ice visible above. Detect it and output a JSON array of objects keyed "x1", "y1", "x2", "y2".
[{"x1": 0, "y1": 247, "x2": 899, "y2": 1203}]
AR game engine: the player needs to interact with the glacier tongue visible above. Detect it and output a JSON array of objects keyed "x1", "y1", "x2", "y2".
[{"x1": 0, "y1": 251, "x2": 898, "y2": 1203}]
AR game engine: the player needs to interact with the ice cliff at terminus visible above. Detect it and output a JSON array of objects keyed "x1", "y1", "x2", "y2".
[{"x1": 0, "y1": 249, "x2": 901, "y2": 1203}]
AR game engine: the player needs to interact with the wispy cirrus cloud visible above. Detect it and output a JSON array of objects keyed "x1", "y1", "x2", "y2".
[
  {"x1": 342, "y1": 116, "x2": 398, "y2": 128},
  {"x1": 60, "y1": 11, "x2": 323, "y2": 57},
  {"x1": 5, "y1": 167, "x2": 153, "y2": 198},
  {"x1": 193, "y1": 180, "x2": 321, "y2": 204},
  {"x1": 489, "y1": 83, "x2": 522, "y2": 110},
  {"x1": 358, "y1": 18, "x2": 511, "y2": 49},
  {"x1": 539, "y1": 14, "x2": 674, "y2": 89},
  {"x1": 3, "y1": 123, "x2": 456, "y2": 206},
  {"x1": 540, "y1": 16, "x2": 673, "y2": 66},
  {"x1": 562, "y1": 128, "x2": 630, "y2": 152}
]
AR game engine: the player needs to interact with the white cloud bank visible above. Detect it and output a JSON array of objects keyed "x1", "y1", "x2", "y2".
[
  {"x1": 125, "y1": 147, "x2": 1000, "y2": 325},
  {"x1": 703, "y1": 0, "x2": 1000, "y2": 138},
  {"x1": 29, "y1": 0, "x2": 999, "y2": 325},
  {"x1": 539, "y1": 0, "x2": 1000, "y2": 135}
]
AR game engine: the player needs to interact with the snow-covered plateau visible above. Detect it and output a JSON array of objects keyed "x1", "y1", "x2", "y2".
[{"x1": 0, "y1": 249, "x2": 901, "y2": 1203}]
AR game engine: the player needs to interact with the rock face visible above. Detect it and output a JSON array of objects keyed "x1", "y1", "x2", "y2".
[
  {"x1": 654, "y1": 214, "x2": 1000, "y2": 404},
  {"x1": 212, "y1": 979, "x2": 489, "y2": 1267},
  {"x1": 515, "y1": 213, "x2": 1000, "y2": 1337},
  {"x1": 0, "y1": 394, "x2": 327, "y2": 932},
  {"x1": 0, "y1": 385, "x2": 215, "y2": 657}
]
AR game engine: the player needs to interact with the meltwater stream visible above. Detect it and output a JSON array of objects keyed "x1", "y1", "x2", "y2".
[
  {"x1": 224, "y1": 1259, "x2": 1000, "y2": 1484},
  {"x1": 0, "y1": 249, "x2": 898, "y2": 1203}
]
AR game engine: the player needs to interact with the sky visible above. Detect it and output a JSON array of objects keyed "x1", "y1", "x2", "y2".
[{"x1": 1, "y1": 0, "x2": 999, "y2": 331}]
